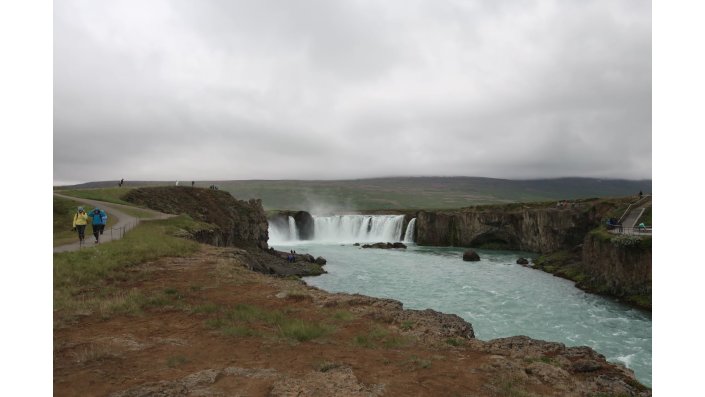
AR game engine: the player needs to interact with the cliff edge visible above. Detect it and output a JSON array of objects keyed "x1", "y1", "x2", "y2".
[{"x1": 124, "y1": 186, "x2": 269, "y2": 249}]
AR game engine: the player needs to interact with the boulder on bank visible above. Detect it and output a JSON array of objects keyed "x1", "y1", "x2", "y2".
[
  {"x1": 517, "y1": 257, "x2": 529, "y2": 265},
  {"x1": 315, "y1": 256, "x2": 327, "y2": 265},
  {"x1": 224, "y1": 248, "x2": 326, "y2": 277},
  {"x1": 462, "y1": 249, "x2": 480, "y2": 261},
  {"x1": 361, "y1": 242, "x2": 407, "y2": 249},
  {"x1": 571, "y1": 359, "x2": 602, "y2": 373}
]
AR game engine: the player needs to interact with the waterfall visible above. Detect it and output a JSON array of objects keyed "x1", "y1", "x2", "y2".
[
  {"x1": 403, "y1": 218, "x2": 416, "y2": 243},
  {"x1": 268, "y1": 216, "x2": 299, "y2": 244},
  {"x1": 288, "y1": 216, "x2": 299, "y2": 240},
  {"x1": 269, "y1": 214, "x2": 406, "y2": 244},
  {"x1": 313, "y1": 215, "x2": 405, "y2": 243}
]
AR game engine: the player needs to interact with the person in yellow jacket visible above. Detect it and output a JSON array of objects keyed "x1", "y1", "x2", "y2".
[{"x1": 72, "y1": 206, "x2": 89, "y2": 243}]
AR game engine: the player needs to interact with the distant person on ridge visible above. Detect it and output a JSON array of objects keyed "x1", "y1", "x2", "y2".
[
  {"x1": 88, "y1": 208, "x2": 106, "y2": 243},
  {"x1": 72, "y1": 207, "x2": 88, "y2": 243},
  {"x1": 119, "y1": 178, "x2": 124, "y2": 187},
  {"x1": 639, "y1": 190, "x2": 643, "y2": 199},
  {"x1": 192, "y1": 181, "x2": 195, "y2": 188}
]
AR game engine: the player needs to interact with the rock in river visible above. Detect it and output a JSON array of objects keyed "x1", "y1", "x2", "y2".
[{"x1": 462, "y1": 249, "x2": 480, "y2": 261}]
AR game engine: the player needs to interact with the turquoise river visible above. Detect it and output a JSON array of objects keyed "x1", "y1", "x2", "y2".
[{"x1": 269, "y1": 242, "x2": 652, "y2": 386}]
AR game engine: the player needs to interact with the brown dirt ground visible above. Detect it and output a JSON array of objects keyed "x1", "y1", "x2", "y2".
[{"x1": 53, "y1": 245, "x2": 635, "y2": 397}]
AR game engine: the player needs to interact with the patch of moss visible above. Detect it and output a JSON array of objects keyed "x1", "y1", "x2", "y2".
[
  {"x1": 625, "y1": 294, "x2": 652, "y2": 310},
  {"x1": 589, "y1": 227, "x2": 614, "y2": 242},
  {"x1": 554, "y1": 264, "x2": 589, "y2": 283}
]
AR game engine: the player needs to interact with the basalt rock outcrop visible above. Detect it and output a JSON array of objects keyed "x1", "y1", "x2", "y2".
[
  {"x1": 579, "y1": 232, "x2": 652, "y2": 308},
  {"x1": 413, "y1": 198, "x2": 651, "y2": 309},
  {"x1": 294, "y1": 211, "x2": 315, "y2": 240},
  {"x1": 472, "y1": 335, "x2": 650, "y2": 396},
  {"x1": 124, "y1": 186, "x2": 269, "y2": 249},
  {"x1": 361, "y1": 242, "x2": 407, "y2": 249},
  {"x1": 415, "y1": 201, "x2": 612, "y2": 253},
  {"x1": 223, "y1": 248, "x2": 325, "y2": 277},
  {"x1": 462, "y1": 249, "x2": 480, "y2": 261}
]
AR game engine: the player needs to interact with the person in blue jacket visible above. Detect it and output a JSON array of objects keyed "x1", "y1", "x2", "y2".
[
  {"x1": 88, "y1": 208, "x2": 107, "y2": 243},
  {"x1": 100, "y1": 209, "x2": 108, "y2": 233}
]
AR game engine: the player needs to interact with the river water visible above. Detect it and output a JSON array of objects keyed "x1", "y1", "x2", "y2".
[{"x1": 269, "y1": 241, "x2": 652, "y2": 386}]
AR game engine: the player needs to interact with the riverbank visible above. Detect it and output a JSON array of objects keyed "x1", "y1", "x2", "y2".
[{"x1": 54, "y1": 241, "x2": 650, "y2": 396}]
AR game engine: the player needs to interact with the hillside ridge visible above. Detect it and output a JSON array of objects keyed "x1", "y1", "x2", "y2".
[{"x1": 57, "y1": 176, "x2": 652, "y2": 211}]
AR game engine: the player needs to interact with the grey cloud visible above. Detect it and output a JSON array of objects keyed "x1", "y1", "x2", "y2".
[{"x1": 54, "y1": 0, "x2": 651, "y2": 184}]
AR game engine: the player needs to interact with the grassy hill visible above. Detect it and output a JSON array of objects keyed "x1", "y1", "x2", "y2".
[{"x1": 56, "y1": 176, "x2": 652, "y2": 211}]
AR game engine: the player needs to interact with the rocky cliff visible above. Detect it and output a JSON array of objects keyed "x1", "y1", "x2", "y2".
[
  {"x1": 415, "y1": 200, "x2": 620, "y2": 253},
  {"x1": 579, "y1": 231, "x2": 652, "y2": 308},
  {"x1": 124, "y1": 186, "x2": 269, "y2": 249},
  {"x1": 414, "y1": 198, "x2": 652, "y2": 309}
]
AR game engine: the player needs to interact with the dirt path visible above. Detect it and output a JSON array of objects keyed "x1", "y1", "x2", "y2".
[{"x1": 53, "y1": 193, "x2": 173, "y2": 253}]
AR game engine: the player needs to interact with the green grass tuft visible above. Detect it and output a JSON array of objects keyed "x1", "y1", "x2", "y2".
[
  {"x1": 278, "y1": 319, "x2": 332, "y2": 342},
  {"x1": 333, "y1": 310, "x2": 354, "y2": 321},
  {"x1": 201, "y1": 303, "x2": 331, "y2": 342},
  {"x1": 406, "y1": 355, "x2": 432, "y2": 369},
  {"x1": 205, "y1": 318, "x2": 228, "y2": 329},
  {"x1": 353, "y1": 326, "x2": 409, "y2": 349},
  {"x1": 400, "y1": 320, "x2": 414, "y2": 331},
  {"x1": 222, "y1": 325, "x2": 257, "y2": 337},
  {"x1": 317, "y1": 361, "x2": 343, "y2": 372},
  {"x1": 166, "y1": 355, "x2": 189, "y2": 368},
  {"x1": 192, "y1": 302, "x2": 220, "y2": 314}
]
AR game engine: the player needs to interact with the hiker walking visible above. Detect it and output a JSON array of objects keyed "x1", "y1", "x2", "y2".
[
  {"x1": 88, "y1": 208, "x2": 106, "y2": 243},
  {"x1": 639, "y1": 190, "x2": 643, "y2": 199},
  {"x1": 72, "y1": 207, "x2": 88, "y2": 243},
  {"x1": 100, "y1": 209, "x2": 108, "y2": 235},
  {"x1": 119, "y1": 178, "x2": 124, "y2": 187}
]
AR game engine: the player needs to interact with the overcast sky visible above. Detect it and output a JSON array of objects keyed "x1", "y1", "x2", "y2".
[{"x1": 53, "y1": 0, "x2": 651, "y2": 185}]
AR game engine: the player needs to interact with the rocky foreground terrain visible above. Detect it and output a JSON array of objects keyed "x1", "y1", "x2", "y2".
[{"x1": 54, "y1": 244, "x2": 650, "y2": 396}]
